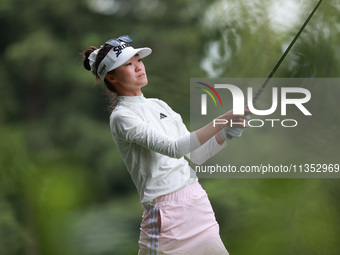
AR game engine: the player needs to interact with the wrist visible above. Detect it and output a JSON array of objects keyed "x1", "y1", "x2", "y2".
[{"x1": 215, "y1": 132, "x2": 225, "y2": 145}]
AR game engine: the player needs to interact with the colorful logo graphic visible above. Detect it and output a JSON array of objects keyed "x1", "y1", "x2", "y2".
[
  {"x1": 196, "y1": 82, "x2": 223, "y2": 107},
  {"x1": 196, "y1": 82, "x2": 223, "y2": 115}
]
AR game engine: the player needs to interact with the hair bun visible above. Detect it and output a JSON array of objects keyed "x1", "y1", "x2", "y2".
[{"x1": 83, "y1": 46, "x2": 98, "y2": 72}]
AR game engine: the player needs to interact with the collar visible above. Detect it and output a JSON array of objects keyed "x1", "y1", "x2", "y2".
[{"x1": 118, "y1": 94, "x2": 146, "y2": 103}]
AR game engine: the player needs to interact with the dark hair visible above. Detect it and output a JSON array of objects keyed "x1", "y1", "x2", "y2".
[{"x1": 83, "y1": 44, "x2": 118, "y2": 110}]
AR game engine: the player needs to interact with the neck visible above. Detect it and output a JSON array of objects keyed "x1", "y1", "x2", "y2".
[
  {"x1": 116, "y1": 88, "x2": 143, "y2": 97},
  {"x1": 119, "y1": 91, "x2": 142, "y2": 96}
]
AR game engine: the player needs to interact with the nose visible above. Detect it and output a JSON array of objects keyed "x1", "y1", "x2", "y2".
[
  {"x1": 135, "y1": 64, "x2": 141, "y2": 72},
  {"x1": 135, "y1": 60, "x2": 142, "y2": 72}
]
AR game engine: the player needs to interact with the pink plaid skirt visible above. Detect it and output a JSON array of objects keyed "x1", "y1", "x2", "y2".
[{"x1": 138, "y1": 182, "x2": 229, "y2": 255}]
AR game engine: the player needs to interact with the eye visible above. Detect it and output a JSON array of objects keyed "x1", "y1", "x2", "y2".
[
  {"x1": 125, "y1": 62, "x2": 132, "y2": 66},
  {"x1": 138, "y1": 58, "x2": 143, "y2": 62}
]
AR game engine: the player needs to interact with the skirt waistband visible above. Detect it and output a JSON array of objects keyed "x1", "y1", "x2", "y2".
[{"x1": 156, "y1": 182, "x2": 203, "y2": 203}]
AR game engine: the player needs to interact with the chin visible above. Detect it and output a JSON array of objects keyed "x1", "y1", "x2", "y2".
[{"x1": 140, "y1": 79, "x2": 148, "y2": 87}]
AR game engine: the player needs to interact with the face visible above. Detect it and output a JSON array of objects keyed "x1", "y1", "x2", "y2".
[{"x1": 107, "y1": 54, "x2": 148, "y2": 96}]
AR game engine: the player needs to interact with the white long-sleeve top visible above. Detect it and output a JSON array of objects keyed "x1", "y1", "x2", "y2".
[{"x1": 109, "y1": 95, "x2": 226, "y2": 205}]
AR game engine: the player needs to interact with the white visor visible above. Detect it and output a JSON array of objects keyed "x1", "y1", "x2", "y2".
[{"x1": 97, "y1": 42, "x2": 152, "y2": 80}]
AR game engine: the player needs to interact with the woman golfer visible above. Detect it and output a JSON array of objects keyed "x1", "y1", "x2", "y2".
[{"x1": 83, "y1": 35, "x2": 250, "y2": 255}]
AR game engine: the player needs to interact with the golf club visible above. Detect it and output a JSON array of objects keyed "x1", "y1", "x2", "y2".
[
  {"x1": 227, "y1": 0, "x2": 323, "y2": 140},
  {"x1": 252, "y1": 0, "x2": 324, "y2": 105}
]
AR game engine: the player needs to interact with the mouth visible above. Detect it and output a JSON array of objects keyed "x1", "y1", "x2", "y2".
[{"x1": 138, "y1": 73, "x2": 146, "y2": 78}]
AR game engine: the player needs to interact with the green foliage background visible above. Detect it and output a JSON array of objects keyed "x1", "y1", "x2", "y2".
[{"x1": 0, "y1": 0, "x2": 339, "y2": 254}]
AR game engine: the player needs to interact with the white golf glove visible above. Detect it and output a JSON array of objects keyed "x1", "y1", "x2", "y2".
[{"x1": 219, "y1": 115, "x2": 251, "y2": 140}]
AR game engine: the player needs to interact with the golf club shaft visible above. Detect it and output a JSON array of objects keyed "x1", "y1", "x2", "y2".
[
  {"x1": 252, "y1": 0, "x2": 323, "y2": 105},
  {"x1": 227, "y1": 0, "x2": 323, "y2": 140}
]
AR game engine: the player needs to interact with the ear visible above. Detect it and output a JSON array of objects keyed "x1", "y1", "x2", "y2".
[{"x1": 105, "y1": 73, "x2": 116, "y2": 83}]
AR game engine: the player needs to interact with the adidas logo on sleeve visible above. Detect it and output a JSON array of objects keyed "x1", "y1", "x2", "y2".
[{"x1": 160, "y1": 113, "x2": 167, "y2": 119}]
